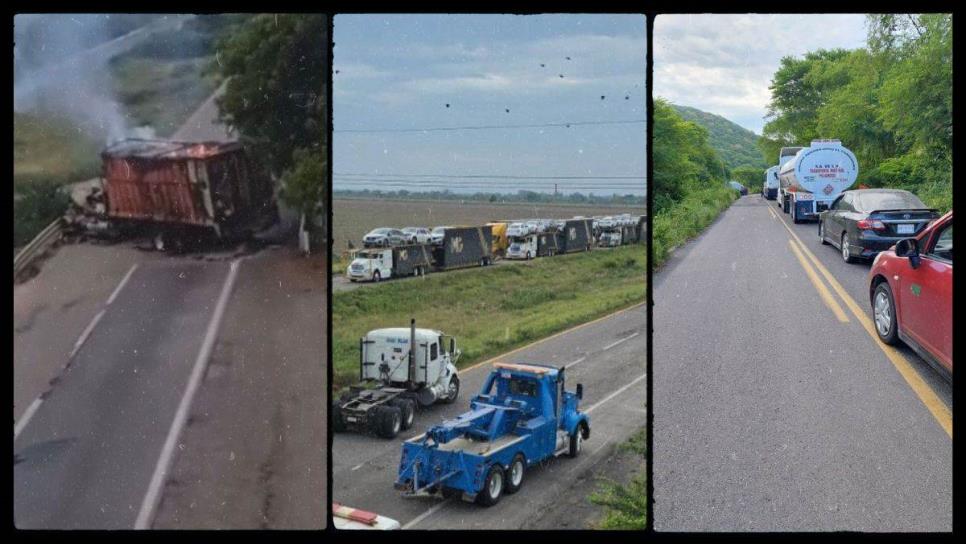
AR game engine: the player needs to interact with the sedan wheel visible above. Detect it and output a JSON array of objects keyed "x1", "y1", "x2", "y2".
[
  {"x1": 841, "y1": 233, "x2": 856, "y2": 263},
  {"x1": 819, "y1": 221, "x2": 829, "y2": 245},
  {"x1": 873, "y1": 283, "x2": 899, "y2": 345}
]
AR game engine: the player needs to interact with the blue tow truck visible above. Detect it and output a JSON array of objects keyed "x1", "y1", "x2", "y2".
[{"x1": 394, "y1": 362, "x2": 590, "y2": 506}]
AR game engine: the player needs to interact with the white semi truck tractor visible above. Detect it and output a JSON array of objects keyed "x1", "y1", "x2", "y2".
[{"x1": 778, "y1": 140, "x2": 859, "y2": 223}]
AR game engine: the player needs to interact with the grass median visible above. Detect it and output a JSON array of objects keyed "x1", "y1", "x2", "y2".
[{"x1": 331, "y1": 245, "x2": 645, "y2": 389}]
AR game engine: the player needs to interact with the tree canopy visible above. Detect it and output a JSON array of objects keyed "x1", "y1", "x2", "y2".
[{"x1": 758, "y1": 14, "x2": 951, "y2": 210}]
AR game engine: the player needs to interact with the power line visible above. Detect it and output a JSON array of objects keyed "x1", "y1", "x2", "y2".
[
  {"x1": 334, "y1": 119, "x2": 646, "y2": 134},
  {"x1": 334, "y1": 172, "x2": 643, "y2": 180}
]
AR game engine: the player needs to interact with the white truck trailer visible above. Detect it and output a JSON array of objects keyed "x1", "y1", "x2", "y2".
[
  {"x1": 763, "y1": 165, "x2": 779, "y2": 200},
  {"x1": 778, "y1": 140, "x2": 859, "y2": 223}
]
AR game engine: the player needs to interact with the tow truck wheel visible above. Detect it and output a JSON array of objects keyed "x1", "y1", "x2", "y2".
[
  {"x1": 477, "y1": 464, "x2": 505, "y2": 506},
  {"x1": 374, "y1": 405, "x2": 401, "y2": 438},
  {"x1": 441, "y1": 375, "x2": 460, "y2": 404},
  {"x1": 505, "y1": 454, "x2": 526, "y2": 494},
  {"x1": 568, "y1": 428, "x2": 583, "y2": 457},
  {"x1": 391, "y1": 398, "x2": 416, "y2": 430}
]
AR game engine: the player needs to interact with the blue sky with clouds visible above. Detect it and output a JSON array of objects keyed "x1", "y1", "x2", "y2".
[
  {"x1": 654, "y1": 14, "x2": 868, "y2": 135},
  {"x1": 333, "y1": 14, "x2": 646, "y2": 196}
]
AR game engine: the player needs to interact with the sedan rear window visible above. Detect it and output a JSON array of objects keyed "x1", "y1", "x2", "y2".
[{"x1": 856, "y1": 192, "x2": 927, "y2": 211}]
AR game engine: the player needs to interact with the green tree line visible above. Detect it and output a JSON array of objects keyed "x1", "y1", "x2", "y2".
[
  {"x1": 652, "y1": 98, "x2": 736, "y2": 265},
  {"x1": 759, "y1": 14, "x2": 951, "y2": 211}
]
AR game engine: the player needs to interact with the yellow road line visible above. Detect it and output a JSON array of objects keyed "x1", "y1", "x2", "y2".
[
  {"x1": 773, "y1": 207, "x2": 952, "y2": 437},
  {"x1": 457, "y1": 301, "x2": 646, "y2": 375},
  {"x1": 787, "y1": 240, "x2": 850, "y2": 323}
]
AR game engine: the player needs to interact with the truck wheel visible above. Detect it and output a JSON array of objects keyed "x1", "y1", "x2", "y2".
[
  {"x1": 391, "y1": 398, "x2": 416, "y2": 430},
  {"x1": 873, "y1": 282, "x2": 899, "y2": 345},
  {"x1": 332, "y1": 403, "x2": 346, "y2": 433},
  {"x1": 783, "y1": 198, "x2": 789, "y2": 214},
  {"x1": 841, "y1": 233, "x2": 856, "y2": 263},
  {"x1": 441, "y1": 375, "x2": 460, "y2": 404},
  {"x1": 791, "y1": 205, "x2": 799, "y2": 224},
  {"x1": 819, "y1": 221, "x2": 829, "y2": 245},
  {"x1": 373, "y1": 270, "x2": 381, "y2": 282},
  {"x1": 568, "y1": 428, "x2": 583, "y2": 457},
  {"x1": 505, "y1": 454, "x2": 526, "y2": 494},
  {"x1": 374, "y1": 405, "x2": 401, "y2": 439},
  {"x1": 477, "y1": 464, "x2": 505, "y2": 506}
]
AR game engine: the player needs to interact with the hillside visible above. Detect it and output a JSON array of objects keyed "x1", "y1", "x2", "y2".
[{"x1": 672, "y1": 104, "x2": 766, "y2": 170}]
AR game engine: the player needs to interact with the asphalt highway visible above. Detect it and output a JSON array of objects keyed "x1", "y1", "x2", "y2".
[{"x1": 652, "y1": 195, "x2": 951, "y2": 532}]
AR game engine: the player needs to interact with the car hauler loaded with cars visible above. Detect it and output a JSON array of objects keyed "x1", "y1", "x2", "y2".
[
  {"x1": 333, "y1": 320, "x2": 461, "y2": 438},
  {"x1": 395, "y1": 362, "x2": 589, "y2": 506},
  {"x1": 432, "y1": 225, "x2": 494, "y2": 270},
  {"x1": 778, "y1": 140, "x2": 858, "y2": 223}
]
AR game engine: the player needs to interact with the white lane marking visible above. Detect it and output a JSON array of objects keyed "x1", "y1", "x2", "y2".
[
  {"x1": 107, "y1": 264, "x2": 139, "y2": 306},
  {"x1": 135, "y1": 259, "x2": 241, "y2": 529},
  {"x1": 14, "y1": 398, "x2": 44, "y2": 439},
  {"x1": 351, "y1": 462, "x2": 366, "y2": 471},
  {"x1": 602, "y1": 332, "x2": 640, "y2": 352},
  {"x1": 586, "y1": 373, "x2": 646, "y2": 414},
  {"x1": 402, "y1": 499, "x2": 451, "y2": 530},
  {"x1": 404, "y1": 373, "x2": 647, "y2": 529},
  {"x1": 69, "y1": 309, "x2": 106, "y2": 359},
  {"x1": 564, "y1": 356, "x2": 587, "y2": 369}
]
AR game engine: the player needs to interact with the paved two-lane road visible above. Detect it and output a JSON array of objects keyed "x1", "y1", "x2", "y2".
[
  {"x1": 653, "y1": 195, "x2": 951, "y2": 532},
  {"x1": 14, "y1": 260, "x2": 232, "y2": 528}
]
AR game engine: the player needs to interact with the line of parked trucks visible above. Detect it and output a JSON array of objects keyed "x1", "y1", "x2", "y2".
[{"x1": 346, "y1": 214, "x2": 646, "y2": 282}]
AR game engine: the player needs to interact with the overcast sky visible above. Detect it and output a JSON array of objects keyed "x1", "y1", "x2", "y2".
[
  {"x1": 654, "y1": 14, "x2": 868, "y2": 134},
  {"x1": 333, "y1": 14, "x2": 646, "y2": 195}
]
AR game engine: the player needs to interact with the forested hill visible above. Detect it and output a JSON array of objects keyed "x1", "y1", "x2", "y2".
[{"x1": 672, "y1": 104, "x2": 766, "y2": 170}]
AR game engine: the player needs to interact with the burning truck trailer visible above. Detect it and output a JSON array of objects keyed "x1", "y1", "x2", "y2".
[{"x1": 76, "y1": 139, "x2": 278, "y2": 252}]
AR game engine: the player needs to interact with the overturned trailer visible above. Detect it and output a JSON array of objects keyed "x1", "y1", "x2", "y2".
[{"x1": 99, "y1": 139, "x2": 277, "y2": 249}]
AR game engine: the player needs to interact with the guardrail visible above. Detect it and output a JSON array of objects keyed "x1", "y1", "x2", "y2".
[{"x1": 14, "y1": 217, "x2": 65, "y2": 279}]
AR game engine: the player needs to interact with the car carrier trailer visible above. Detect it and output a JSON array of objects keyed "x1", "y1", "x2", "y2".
[{"x1": 395, "y1": 362, "x2": 590, "y2": 506}]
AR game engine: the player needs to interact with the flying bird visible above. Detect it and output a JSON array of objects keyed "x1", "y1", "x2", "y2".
[
  {"x1": 559, "y1": 74, "x2": 565, "y2": 78},
  {"x1": 445, "y1": 103, "x2": 450, "y2": 108},
  {"x1": 625, "y1": 95, "x2": 630, "y2": 100},
  {"x1": 540, "y1": 63, "x2": 546, "y2": 67},
  {"x1": 565, "y1": 56, "x2": 571, "y2": 60},
  {"x1": 601, "y1": 95, "x2": 606, "y2": 100},
  {"x1": 505, "y1": 108, "x2": 510, "y2": 113}
]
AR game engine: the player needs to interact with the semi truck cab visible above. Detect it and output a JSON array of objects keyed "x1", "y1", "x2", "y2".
[
  {"x1": 506, "y1": 234, "x2": 538, "y2": 260},
  {"x1": 347, "y1": 248, "x2": 395, "y2": 281}
]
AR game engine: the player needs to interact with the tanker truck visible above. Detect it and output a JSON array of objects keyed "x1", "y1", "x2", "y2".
[
  {"x1": 764, "y1": 166, "x2": 780, "y2": 199},
  {"x1": 776, "y1": 146, "x2": 803, "y2": 211},
  {"x1": 778, "y1": 140, "x2": 858, "y2": 223}
]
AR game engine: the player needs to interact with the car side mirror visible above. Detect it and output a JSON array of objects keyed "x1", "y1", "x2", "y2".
[
  {"x1": 895, "y1": 238, "x2": 920, "y2": 269},
  {"x1": 575, "y1": 383, "x2": 583, "y2": 400}
]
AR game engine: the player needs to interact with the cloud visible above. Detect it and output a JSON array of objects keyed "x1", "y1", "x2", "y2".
[{"x1": 654, "y1": 14, "x2": 867, "y2": 133}]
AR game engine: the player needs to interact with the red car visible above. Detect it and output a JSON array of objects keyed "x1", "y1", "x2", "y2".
[{"x1": 868, "y1": 211, "x2": 953, "y2": 378}]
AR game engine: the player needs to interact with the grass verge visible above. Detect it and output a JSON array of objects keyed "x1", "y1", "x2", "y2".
[
  {"x1": 331, "y1": 245, "x2": 645, "y2": 388},
  {"x1": 589, "y1": 428, "x2": 648, "y2": 530},
  {"x1": 652, "y1": 185, "x2": 737, "y2": 268}
]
